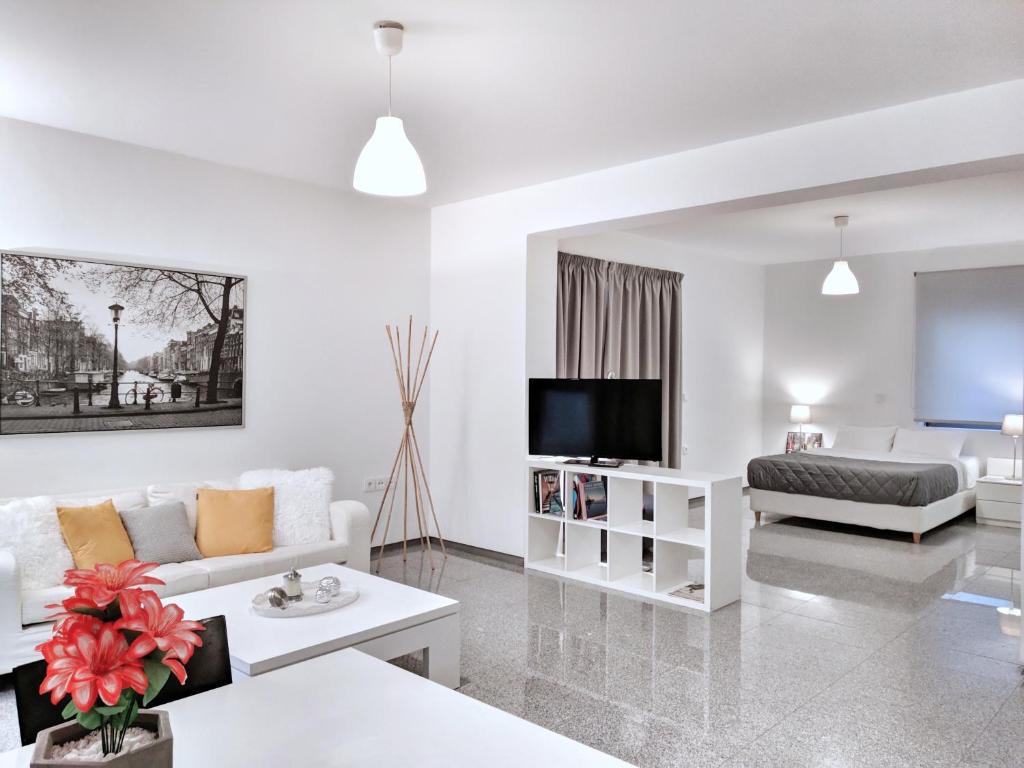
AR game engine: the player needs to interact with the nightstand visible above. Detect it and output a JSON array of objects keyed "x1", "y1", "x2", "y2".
[{"x1": 976, "y1": 474, "x2": 1022, "y2": 528}]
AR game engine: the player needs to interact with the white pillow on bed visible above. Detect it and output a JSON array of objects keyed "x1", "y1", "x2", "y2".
[
  {"x1": 891, "y1": 428, "x2": 965, "y2": 459},
  {"x1": 831, "y1": 426, "x2": 898, "y2": 452}
]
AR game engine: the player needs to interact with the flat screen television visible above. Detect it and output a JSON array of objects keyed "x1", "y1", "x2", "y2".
[{"x1": 528, "y1": 378, "x2": 663, "y2": 465}]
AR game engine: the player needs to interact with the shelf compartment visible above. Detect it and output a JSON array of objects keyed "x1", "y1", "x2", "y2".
[
  {"x1": 606, "y1": 476, "x2": 644, "y2": 530},
  {"x1": 611, "y1": 519, "x2": 654, "y2": 538},
  {"x1": 655, "y1": 483, "x2": 692, "y2": 533},
  {"x1": 529, "y1": 555, "x2": 567, "y2": 573},
  {"x1": 565, "y1": 523, "x2": 606, "y2": 578},
  {"x1": 657, "y1": 527, "x2": 706, "y2": 547},
  {"x1": 654, "y1": 539, "x2": 705, "y2": 593},
  {"x1": 527, "y1": 515, "x2": 565, "y2": 569},
  {"x1": 566, "y1": 471, "x2": 610, "y2": 525},
  {"x1": 610, "y1": 570, "x2": 654, "y2": 593},
  {"x1": 569, "y1": 562, "x2": 609, "y2": 582}
]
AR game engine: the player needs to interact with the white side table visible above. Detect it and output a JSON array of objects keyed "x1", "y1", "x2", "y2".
[{"x1": 976, "y1": 474, "x2": 1022, "y2": 528}]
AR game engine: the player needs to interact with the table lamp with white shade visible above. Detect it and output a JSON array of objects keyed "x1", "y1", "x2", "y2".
[
  {"x1": 1002, "y1": 413, "x2": 1022, "y2": 480},
  {"x1": 790, "y1": 404, "x2": 811, "y2": 450}
]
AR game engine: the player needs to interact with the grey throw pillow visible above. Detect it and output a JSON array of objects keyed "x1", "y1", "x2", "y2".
[{"x1": 120, "y1": 501, "x2": 202, "y2": 565}]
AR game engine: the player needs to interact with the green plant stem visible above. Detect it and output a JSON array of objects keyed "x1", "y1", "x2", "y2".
[
  {"x1": 100, "y1": 716, "x2": 110, "y2": 756},
  {"x1": 115, "y1": 697, "x2": 137, "y2": 753}
]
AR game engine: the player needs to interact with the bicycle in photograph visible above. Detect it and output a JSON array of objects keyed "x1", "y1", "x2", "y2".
[
  {"x1": 122, "y1": 382, "x2": 167, "y2": 407},
  {"x1": 8, "y1": 389, "x2": 36, "y2": 407}
]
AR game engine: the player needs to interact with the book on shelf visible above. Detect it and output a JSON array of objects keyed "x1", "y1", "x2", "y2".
[
  {"x1": 533, "y1": 469, "x2": 563, "y2": 516},
  {"x1": 571, "y1": 473, "x2": 608, "y2": 520}
]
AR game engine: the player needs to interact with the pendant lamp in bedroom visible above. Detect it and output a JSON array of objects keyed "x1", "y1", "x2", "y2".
[{"x1": 821, "y1": 215, "x2": 860, "y2": 295}]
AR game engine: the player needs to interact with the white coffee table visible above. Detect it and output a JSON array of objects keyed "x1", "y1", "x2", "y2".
[
  {"x1": 0, "y1": 649, "x2": 631, "y2": 767},
  {"x1": 171, "y1": 563, "x2": 460, "y2": 686}
]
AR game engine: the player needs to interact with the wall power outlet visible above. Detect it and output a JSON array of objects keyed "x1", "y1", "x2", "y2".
[{"x1": 362, "y1": 476, "x2": 390, "y2": 492}]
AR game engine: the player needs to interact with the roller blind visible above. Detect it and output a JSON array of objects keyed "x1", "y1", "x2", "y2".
[{"x1": 914, "y1": 265, "x2": 1024, "y2": 426}]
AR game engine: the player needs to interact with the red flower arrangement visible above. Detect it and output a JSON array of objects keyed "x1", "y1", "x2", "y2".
[{"x1": 36, "y1": 560, "x2": 204, "y2": 756}]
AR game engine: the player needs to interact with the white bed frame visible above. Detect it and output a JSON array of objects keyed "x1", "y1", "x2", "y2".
[{"x1": 749, "y1": 488, "x2": 977, "y2": 544}]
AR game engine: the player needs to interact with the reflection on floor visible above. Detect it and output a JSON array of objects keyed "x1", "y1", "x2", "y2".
[
  {"x1": 378, "y1": 507, "x2": 1022, "y2": 768},
  {"x1": 0, "y1": 507, "x2": 1019, "y2": 766}
]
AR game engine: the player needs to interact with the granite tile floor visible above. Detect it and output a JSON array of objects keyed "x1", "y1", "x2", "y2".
[
  {"x1": 0, "y1": 505, "x2": 1020, "y2": 766},
  {"x1": 376, "y1": 507, "x2": 1022, "y2": 768}
]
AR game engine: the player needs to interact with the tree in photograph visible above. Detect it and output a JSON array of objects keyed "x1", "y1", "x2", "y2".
[
  {"x1": 93, "y1": 268, "x2": 242, "y2": 404},
  {"x1": 0, "y1": 253, "x2": 74, "y2": 313}
]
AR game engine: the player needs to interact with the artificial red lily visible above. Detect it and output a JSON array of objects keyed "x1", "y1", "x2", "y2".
[
  {"x1": 63, "y1": 561, "x2": 164, "y2": 608},
  {"x1": 117, "y1": 590, "x2": 204, "y2": 683},
  {"x1": 38, "y1": 624, "x2": 148, "y2": 711}
]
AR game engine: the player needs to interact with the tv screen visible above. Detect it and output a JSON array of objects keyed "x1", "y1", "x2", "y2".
[{"x1": 528, "y1": 378, "x2": 663, "y2": 462}]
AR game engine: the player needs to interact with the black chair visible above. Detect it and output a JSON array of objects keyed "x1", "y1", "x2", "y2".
[{"x1": 14, "y1": 615, "x2": 231, "y2": 746}]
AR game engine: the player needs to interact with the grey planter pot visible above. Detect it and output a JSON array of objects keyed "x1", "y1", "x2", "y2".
[{"x1": 30, "y1": 710, "x2": 172, "y2": 768}]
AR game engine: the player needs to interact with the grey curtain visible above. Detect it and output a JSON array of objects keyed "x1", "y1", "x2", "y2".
[{"x1": 556, "y1": 252, "x2": 683, "y2": 468}]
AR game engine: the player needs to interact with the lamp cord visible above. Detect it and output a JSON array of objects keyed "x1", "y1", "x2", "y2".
[{"x1": 387, "y1": 56, "x2": 393, "y2": 117}]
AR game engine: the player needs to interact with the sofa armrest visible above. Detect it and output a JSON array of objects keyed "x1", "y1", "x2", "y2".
[
  {"x1": 0, "y1": 548, "x2": 22, "y2": 639},
  {"x1": 329, "y1": 500, "x2": 371, "y2": 572}
]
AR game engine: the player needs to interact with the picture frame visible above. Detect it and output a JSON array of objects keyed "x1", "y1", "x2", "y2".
[
  {"x1": 786, "y1": 431, "x2": 823, "y2": 453},
  {"x1": 1, "y1": 250, "x2": 246, "y2": 436}
]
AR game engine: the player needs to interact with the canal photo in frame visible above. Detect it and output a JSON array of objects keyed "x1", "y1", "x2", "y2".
[{"x1": 1, "y1": 251, "x2": 245, "y2": 435}]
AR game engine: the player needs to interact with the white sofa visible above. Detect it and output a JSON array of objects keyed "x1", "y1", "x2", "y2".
[{"x1": 0, "y1": 478, "x2": 371, "y2": 673}]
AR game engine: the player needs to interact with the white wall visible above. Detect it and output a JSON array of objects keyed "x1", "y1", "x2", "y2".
[
  {"x1": 430, "y1": 79, "x2": 1024, "y2": 557},
  {"x1": 0, "y1": 117, "x2": 430, "y2": 532},
  {"x1": 761, "y1": 243, "x2": 1024, "y2": 463},
  {"x1": 544, "y1": 232, "x2": 765, "y2": 482}
]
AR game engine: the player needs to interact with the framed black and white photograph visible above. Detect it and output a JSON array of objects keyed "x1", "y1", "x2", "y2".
[{"x1": 1, "y1": 251, "x2": 245, "y2": 435}]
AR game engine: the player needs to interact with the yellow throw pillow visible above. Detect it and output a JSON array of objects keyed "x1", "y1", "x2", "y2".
[
  {"x1": 196, "y1": 487, "x2": 274, "y2": 557},
  {"x1": 57, "y1": 499, "x2": 136, "y2": 570}
]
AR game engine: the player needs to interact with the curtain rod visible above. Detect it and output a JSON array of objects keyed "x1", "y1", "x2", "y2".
[{"x1": 913, "y1": 263, "x2": 1024, "y2": 277}]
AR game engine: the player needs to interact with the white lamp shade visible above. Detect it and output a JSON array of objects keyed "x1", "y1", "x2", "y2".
[
  {"x1": 1002, "y1": 413, "x2": 1023, "y2": 437},
  {"x1": 789, "y1": 404, "x2": 811, "y2": 424},
  {"x1": 353, "y1": 116, "x2": 426, "y2": 197},
  {"x1": 821, "y1": 260, "x2": 859, "y2": 295}
]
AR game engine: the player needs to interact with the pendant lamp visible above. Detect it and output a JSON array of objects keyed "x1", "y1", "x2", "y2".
[
  {"x1": 821, "y1": 215, "x2": 859, "y2": 295},
  {"x1": 353, "y1": 21, "x2": 426, "y2": 197}
]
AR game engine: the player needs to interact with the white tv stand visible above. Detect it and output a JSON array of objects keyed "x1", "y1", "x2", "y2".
[{"x1": 526, "y1": 459, "x2": 742, "y2": 612}]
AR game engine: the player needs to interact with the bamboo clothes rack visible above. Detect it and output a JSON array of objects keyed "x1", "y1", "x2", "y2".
[{"x1": 370, "y1": 316, "x2": 447, "y2": 570}]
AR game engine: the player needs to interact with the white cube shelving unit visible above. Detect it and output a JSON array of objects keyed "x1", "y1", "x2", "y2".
[{"x1": 526, "y1": 459, "x2": 743, "y2": 612}]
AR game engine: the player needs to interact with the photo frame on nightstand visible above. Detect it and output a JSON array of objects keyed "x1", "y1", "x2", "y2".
[{"x1": 786, "y1": 431, "x2": 823, "y2": 453}]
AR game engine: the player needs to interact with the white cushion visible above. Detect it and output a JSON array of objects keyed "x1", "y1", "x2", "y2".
[
  {"x1": 831, "y1": 426, "x2": 898, "y2": 452},
  {"x1": 53, "y1": 491, "x2": 148, "y2": 512},
  {"x1": 146, "y1": 479, "x2": 238, "y2": 535},
  {"x1": 20, "y1": 584, "x2": 69, "y2": 626},
  {"x1": 189, "y1": 541, "x2": 348, "y2": 588},
  {"x1": 892, "y1": 428, "x2": 966, "y2": 459},
  {"x1": 21, "y1": 562, "x2": 209, "y2": 625},
  {"x1": 0, "y1": 496, "x2": 74, "y2": 591},
  {"x1": 238, "y1": 468, "x2": 333, "y2": 546}
]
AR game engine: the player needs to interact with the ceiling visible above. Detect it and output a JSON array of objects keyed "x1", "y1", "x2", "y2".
[
  {"x1": 2, "y1": 1, "x2": 1023, "y2": 205},
  {"x1": 626, "y1": 171, "x2": 1024, "y2": 263}
]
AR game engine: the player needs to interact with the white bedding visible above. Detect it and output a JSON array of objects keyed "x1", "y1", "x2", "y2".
[{"x1": 805, "y1": 447, "x2": 979, "y2": 492}]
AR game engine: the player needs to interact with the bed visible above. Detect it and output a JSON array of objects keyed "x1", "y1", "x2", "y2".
[{"x1": 747, "y1": 426, "x2": 979, "y2": 543}]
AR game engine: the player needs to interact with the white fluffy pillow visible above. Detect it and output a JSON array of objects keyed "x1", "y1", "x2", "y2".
[
  {"x1": 238, "y1": 468, "x2": 333, "y2": 546},
  {"x1": 831, "y1": 426, "x2": 898, "y2": 452},
  {"x1": 892, "y1": 428, "x2": 966, "y2": 459},
  {"x1": 54, "y1": 491, "x2": 148, "y2": 512},
  {"x1": 0, "y1": 496, "x2": 74, "y2": 590}
]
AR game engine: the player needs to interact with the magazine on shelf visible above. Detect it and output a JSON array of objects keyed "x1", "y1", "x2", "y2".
[
  {"x1": 667, "y1": 582, "x2": 705, "y2": 602},
  {"x1": 571, "y1": 473, "x2": 608, "y2": 520},
  {"x1": 533, "y1": 469, "x2": 563, "y2": 516}
]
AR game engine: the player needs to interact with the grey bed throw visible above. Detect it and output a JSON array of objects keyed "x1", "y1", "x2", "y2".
[{"x1": 747, "y1": 452, "x2": 959, "y2": 507}]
